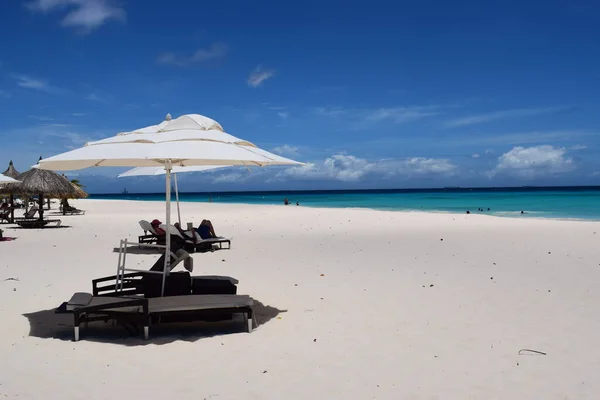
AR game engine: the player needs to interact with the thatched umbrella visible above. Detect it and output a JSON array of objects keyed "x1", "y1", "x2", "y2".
[
  {"x1": 2, "y1": 160, "x2": 20, "y2": 179},
  {"x1": 5, "y1": 168, "x2": 83, "y2": 221},
  {"x1": 1, "y1": 161, "x2": 21, "y2": 222}
]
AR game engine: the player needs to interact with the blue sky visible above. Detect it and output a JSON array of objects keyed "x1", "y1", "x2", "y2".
[{"x1": 1, "y1": 0, "x2": 599, "y2": 193}]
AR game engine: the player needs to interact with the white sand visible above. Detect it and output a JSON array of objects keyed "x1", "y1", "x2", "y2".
[{"x1": 1, "y1": 199, "x2": 600, "y2": 399}]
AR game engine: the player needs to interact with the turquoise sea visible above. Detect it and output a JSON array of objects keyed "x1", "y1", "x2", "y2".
[
  {"x1": 90, "y1": 187, "x2": 600, "y2": 220},
  {"x1": 90, "y1": 187, "x2": 600, "y2": 221}
]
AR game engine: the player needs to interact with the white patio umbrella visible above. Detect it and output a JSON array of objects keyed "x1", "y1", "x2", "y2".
[
  {"x1": 0, "y1": 173, "x2": 20, "y2": 184},
  {"x1": 118, "y1": 165, "x2": 232, "y2": 225},
  {"x1": 36, "y1": 113, "x2": 303, "y2": 295}
]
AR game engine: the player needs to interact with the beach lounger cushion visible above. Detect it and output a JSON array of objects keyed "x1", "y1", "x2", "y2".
[
  {"x1": 67, "y1": 292, "x2": 94, "y2": 310},
  {"x1": 60, "y1": 293, "x2": 255, "y2": 341}
]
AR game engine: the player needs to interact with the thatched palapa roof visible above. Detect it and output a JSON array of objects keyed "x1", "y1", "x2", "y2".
[
  {"x1": 0, "y1": 168, "x2": 86, "y2": 198},
  {"x1": 69, "y1": 181, "x2": 89, "y2": 199},
  {"x1": 2, "y1": 160, "x2": 21, "y2": 179}
]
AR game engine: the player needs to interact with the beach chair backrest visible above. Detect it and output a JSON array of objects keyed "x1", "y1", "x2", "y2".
[
  {"x1": 160, "y1": 224, "x2": 185, "y2": 239},
  {"x1": 25, "y1": 207, "x2": 39, "y2": 219},
  {"x1": 139, "y1": 220, "x2": 157, "y2": 235}
]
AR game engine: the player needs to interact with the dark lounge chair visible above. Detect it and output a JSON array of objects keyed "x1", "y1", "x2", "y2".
[
  {"x1": 61, "y1": 204, "x2": 85, "y2": 215},
  {"x1": 14, "y1": 207, "x2": 62, "y2": 228},
  {"x1": 161, "y1": 225, "x2": 232, "y2": 253},
  {"x1": 56, "y1": 292, "x2": 255, "y2": 341},
  {"x1": 92, "y1": 271, "x2": 239, "y2": 298},
  {"x1": 0, "y1": 208, "x2": 12, "y2": 224},
  {"x1": 138, "y1": 220, "x2": 165, "y2": 246}
]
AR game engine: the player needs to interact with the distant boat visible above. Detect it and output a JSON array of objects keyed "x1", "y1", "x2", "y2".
[{"x1": 122, "y1": 188, "x2": 129, "y2": 195}]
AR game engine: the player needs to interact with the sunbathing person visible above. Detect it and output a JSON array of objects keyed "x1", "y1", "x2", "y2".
[
  {"x1": 150, "y1": 219, "x2": 166, "y2": 235},
  {"x1": 197, "y1": 219, "x2": 218, "y2": 239}
]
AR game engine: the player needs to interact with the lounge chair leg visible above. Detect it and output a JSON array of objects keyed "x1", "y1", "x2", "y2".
[
  {"x1": 144, "y1": 326, "x2": 149, "y2": 340},
  {"x1": 244, "y1": 313, "x2": 253, "y2": 333},
  {"x1": 74, "y1": 326, "x2": 80, "y2": 342}
]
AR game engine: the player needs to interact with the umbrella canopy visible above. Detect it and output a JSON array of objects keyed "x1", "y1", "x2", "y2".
[
  {"x1": 0, "y1": 174, "x2": 20, "y2": 184},
  {"x1": 37, "y1": 114, "x2": 298, "y2": 170},
  {"x1": 2, "y1": 161, "x2": 21, "y2": 179},
  {"x1": 118, "y1": 165, "x2": 228, "y2": 177},
  {"x1": 37, "y1": 113, "x2": 303, "y2": 296},
  {"x1": 119, "y1": 165, "x2": 235, "y2": 225}
]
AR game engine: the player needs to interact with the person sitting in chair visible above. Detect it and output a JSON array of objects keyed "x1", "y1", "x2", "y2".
[
  {"x1": 150, "y1": 219, "x2": 166, "y2": 235},
  {"x1": 196, "y1": 219, "x2": 218, "y2": 239}
]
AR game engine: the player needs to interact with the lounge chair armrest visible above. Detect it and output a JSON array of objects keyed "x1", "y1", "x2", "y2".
[{"x1": 73, "y1": 297, "x2": 148, "y2": 316}]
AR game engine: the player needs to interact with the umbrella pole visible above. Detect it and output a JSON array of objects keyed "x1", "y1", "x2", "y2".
[
  {"x1": 174, "y1": 173, "x2": 181, "y2": 226},
  {"x1": 161, "y1": 161, "x2": 173, "y2": 297},
  {"x1": 9, "y1": 194, "x2": 14, "y2": 223},
  {"x1": 38, "y1": 194, "x2": 44, "y2": 221}
]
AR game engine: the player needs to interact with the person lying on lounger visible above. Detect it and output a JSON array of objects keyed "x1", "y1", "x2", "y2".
[
  {"x1": 150, "y1": 219, "x2": 166, "y2": 235},
  {"x1": 172, "y1": 220, "x2": 218, "y2": 242},
  {"x1": 196, "y1": 219, "x2": 218, "y2": 239}
]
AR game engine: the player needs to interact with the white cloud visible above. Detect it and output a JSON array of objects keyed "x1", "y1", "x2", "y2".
[
  {"x1": 157, "y1": 43, "x2": 228, "y2": 67},
  {"x1": 12, "y1": 74, "x2": 66, "y2": 95},
  {"x1": 247, "y1": 65, "x2": 275, "y2": 87},
  {"x1": 444, "y1": 106, "x2": 575, "y2": 128},
  {"x1": 315, "y1": 105, "x2": 444, "y2": 125},
  {"x1": 26, "y1": 0, "x2": 126, "y2": 32},
  {"x1": 313, "y1": 106, "x2": 347, "y2": 117},
  {"x1": 570, "y1": 144, "x2": 587, "y2": 150},
  {"x1": 364, "y1": 106, "x2": 441, "y2": 124},
  {"x1": 71, "y1": 112, "x2": 86, "y2": 116},
  {"x1": 211, "y1": 172, "x2": 248, "y2": 184},
  {"x1": 279, "y1": 154, "x2": 457, "y2": 182},
  {"x1": 85, "y1": 93, "x2": 109, "y2": 103},
  {"x1": 484, "y1": 149, "x2": 494, "y2": 154},
  {"x1": 489, "y1": 145, "x2": 575, "y2": 178},
  {"x1": 0, "y1": 90, "x2": 11, "y2": 98},
  {"x1": 272, "y1": 144, "x2": 299, "y2": 156},
  {"x1": 28, "y1": 115, "x2": 54, "y2": 121},
  {"x1": 472, "y1": 153, "x2": 480, "y2": 159},
  {"x1": 277, "y1": 111, "x2": 289, "y2": 119}
]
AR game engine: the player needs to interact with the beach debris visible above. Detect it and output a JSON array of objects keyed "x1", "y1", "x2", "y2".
[
  {"x1": 3, "y1": 277, "x2": 19, "y2": 281},
  {"x1": 320, "y1": 274, "x2": 325, "y2": 277},
  {"x1": 294, "y1": 284, "x2": 298, "y2": 286},
  {"x1": 518, "y1": 349, "x2": 547, "y2": 356},
  {"x1": 263, "y1": 370, "x2": 267, "y2": 374},
  {"x1": 13, "y1": 288, "x2": 16, "y2": 291},
  {"x1": 493, "y1": 263, "x2": 496, "y2": 265},
  {"x1": 440, "y1": 238, "x2": 443, "y2": 241},
  {"x1": 490, "y1": 277, "x2": 493, "y2": 280},
  {"x1": 548, "y1": 252, "x2": 551, "y2": 254},
  {"x1": 313, "y1": 338, "x2": 317, "y2": 342},
  {"x1": 429, "y1": 284, "x2": 434, "y2": 287}
]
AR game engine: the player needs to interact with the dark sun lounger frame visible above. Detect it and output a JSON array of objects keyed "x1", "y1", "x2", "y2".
[{"x1": 57, "y1": 294, "x2": 255, "y2": 341}]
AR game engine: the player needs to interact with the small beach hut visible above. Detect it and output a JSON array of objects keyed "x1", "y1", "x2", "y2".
[
  {"x1": 7, "y1": 168, "x2": 84, "y2": 221},
  {"x1": 1, "y1": 161, "x2": 21, "y2": 222}
]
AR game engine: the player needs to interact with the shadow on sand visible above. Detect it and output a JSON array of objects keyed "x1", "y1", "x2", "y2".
[
  {"x1": 23, "y1": 300, "x2": 284, "y2": 346},
  {"x1": 5, "y1": 225, "x2": 72, "y2": 230}
]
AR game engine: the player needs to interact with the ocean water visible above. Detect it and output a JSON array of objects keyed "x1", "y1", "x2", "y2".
[{"x1": 90, "y1": 187, "x2": 600, "y2": 221}]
